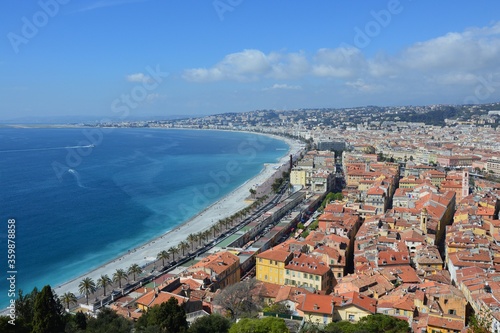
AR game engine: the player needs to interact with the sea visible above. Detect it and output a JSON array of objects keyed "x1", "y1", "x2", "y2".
[{"x1": 0, "y1": 127, "x2": 288, "y2": 308}]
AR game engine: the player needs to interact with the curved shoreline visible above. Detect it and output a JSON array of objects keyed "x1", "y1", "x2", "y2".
[{"x1": 50, "y1": 130, "x2": 304, "y2": 299}]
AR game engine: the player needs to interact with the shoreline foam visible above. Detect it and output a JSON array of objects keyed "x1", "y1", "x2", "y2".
[{"x1": 51, "y1": 131, "x2": 304, "y2": 299}]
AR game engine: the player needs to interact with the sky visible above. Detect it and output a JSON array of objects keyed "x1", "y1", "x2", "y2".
[{"x1": 1, "y1": 0, "x2": 500, "y2": 121}]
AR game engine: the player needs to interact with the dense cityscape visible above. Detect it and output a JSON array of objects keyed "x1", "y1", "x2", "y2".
[{"x1": 4, "y1": 102, "x2": 500, "y2": 333}]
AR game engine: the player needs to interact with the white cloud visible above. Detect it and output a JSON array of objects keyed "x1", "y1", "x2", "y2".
[
  {"x1": 183, "y1": 49, "x2": 270, "y2": 82},
  {"x1": 264, "y1": 83, "x2": 302, "y2": 91},
  {"x1": 182, "y1": 22, "x2": 500, "y2": 102},
  {"x1": 126, "y1": 73, "x2": 153, "y2": 84},
  {"x1": 345, "y1": 79, "x2": 381, "y2": 93},
  {"x1": 145, "y1": 93, "x2": 164, "y2": 103},
  {"x1": 183, "y1": 49, "x2": 310, "y2": 82}
]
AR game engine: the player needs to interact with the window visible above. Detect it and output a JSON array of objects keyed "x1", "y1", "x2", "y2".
[
  {"x1": 348, "y1": 314, "x2": 355, "y2": 322},
  {"x1": 264, "y1": 275, "x2": 268, "y2": 280},
  {"x1": 337, "y1": 273, "x2": 342, "y2": 278},
  {"x1": 448, "y1": 309, "x2": 456, "y2": 315},
  {"x1": 304, "y1": 273, "x2": 307, "y2": 278},
  {"x1": 286, "y1": 269, "x2": 290, "y2": 275},
  {"x1": 315, "y1": 276, "x2": 319, "y2": 281},
  {"x1": 259, "y1": 258, "x2": 262, "y2": 263}
]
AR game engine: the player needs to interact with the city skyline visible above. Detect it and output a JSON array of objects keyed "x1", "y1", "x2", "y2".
[{"x1": 1, "y1": 0, "x2": 500, "y2": 121}]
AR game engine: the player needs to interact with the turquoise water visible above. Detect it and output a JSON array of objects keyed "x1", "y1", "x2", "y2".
[{"x1": 0, "y1": 128, "x2": 288, "y2": 306}]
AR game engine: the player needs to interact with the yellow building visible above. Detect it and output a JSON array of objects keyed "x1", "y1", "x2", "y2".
[
  {"x1": 399, "y1": 176, "x2": 424, "y2": 189},
  {"x1": 284, "y1": 253, "x2": 333, "y2": 292},
  {"x1": 256, "y1": 248, "x2": 293, "y2": 285},
  {"x1": 427, "y1": 314, "x2": 464, "y2": 333},
  {"x1": 290, "y1": 168, "x2": 307, "y2": 187},
  {"x1": 297, "y1": 292, "x2": 376, "y2": 326},
  {"x1": 187, "y1": 251, "x2": 240, "y2": 289}
]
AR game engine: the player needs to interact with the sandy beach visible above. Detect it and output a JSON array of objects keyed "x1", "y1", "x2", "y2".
[{"x1": 53, "y1": 132, "x2": 304, "y2": 299}]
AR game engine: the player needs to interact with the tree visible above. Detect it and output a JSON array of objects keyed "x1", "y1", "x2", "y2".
[
  {"x1": 249, "y1": 188, "x2": 257, "y2": 199},
  {"x1": 97, "y1": 274, "x2": 112, "y2": 297},
  {"x1": 113, "y1": 269, "x2": 128, "y2": 289},
  {"x1": 333, "y1": 192, "x2": 343, "y2": 201},
  {"x1": 212, "y1": 278, "x2": 261, "y2": 320},
  {"x1": 15, "y1": 287, "x2": 39, "y2": 329},
  {"x1": 211, "y1": 224, "x2": 220, "y2": 238},
  {"x1": 188, "y1": 314, "x2": 232, "y2": 333},
  {"x1": 136, "y1": 297, "x2": 188, "y2": 333},
  {"x1": 0, "y1": 316, "x2": 21, "y2": 333},
  {"x1": 60, "y1": 291, "x2": 78, "y2": 311},
  {"x1": 157, "y1": 250, "x2": 170, "y2": 268},
  {"x1": 324, "y1": 320, "x2": 357, "y2": 333},
  {"x1": 187, "y1": 233, "x2": 198, "y2": 251},
  {"x1": 128, "y1": 263, "x2": 143, "y2": 281},
  {"x1": 468, "y1": 311, "x2": 493, "y2": 333},
  {"x1": 169, "y1": 246, "x2": 179, "y2": 261},
  {"x1": 85, "y1": 307, "x2": 132, "y2": 333},
  {"x1": 262, "y1": 302, "x2": 292, "y2": 315},
  {"x1": 179, "y1": 241, "x2": 190, "y2": 256},
  {"x1": 32, "y1": 285, "x2": 64, "y2": 333},
  {"x1": 357, "y1": 313, "x2": 409, "y2": 332},
  {"x1": 228, "y1": 317, "x2": 289, "y2": 333},
  {"x1": 74, "y1": 311, "x2": 87, "y2": 331},
  {"x1": 78, "y1": 277, "x2": 96, "y2": 305}
]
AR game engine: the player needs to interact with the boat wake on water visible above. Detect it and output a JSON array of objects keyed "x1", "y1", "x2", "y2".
[
  {"x1": 0, "y1": 144, "x2": 95, "y2": 153},
  {"x1": 67, "y1": 168, "x2": 90, "y2": 189}
]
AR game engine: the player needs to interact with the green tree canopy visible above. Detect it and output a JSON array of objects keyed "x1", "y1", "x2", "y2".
[
  {"x1": 136, "y1": 297, "x2": 188, "y2": 333},
  {"x1": 262, "y1": 302, "x2": 292, "y2": 315},
  {"x1": 228, "y1": 317, "x2": 289, "y2": 333},
  {"x1": 188, "y1": 314, "x2": 232, "y2": 333},
  {"x1": 15, "y1": 287, "x2": 39, "y2": 330},
  {"x1": 325, "y1": 314, "x2": 409, "y2": 333},
  {"x1": 32, "y1": 285, "x2": 65, "y2": 333},
  {"x1": 85, "y1": 308, "x2": 132, "y2": 333}
]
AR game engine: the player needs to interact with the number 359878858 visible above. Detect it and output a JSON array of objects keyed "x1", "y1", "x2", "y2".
[{"x1": 7, "y1": 219, "x2": 16, "y2": 270}]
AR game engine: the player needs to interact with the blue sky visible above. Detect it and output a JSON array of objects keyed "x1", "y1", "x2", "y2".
[{"x1": 1, "y1": 0, "x2": 500, "y2": 121}]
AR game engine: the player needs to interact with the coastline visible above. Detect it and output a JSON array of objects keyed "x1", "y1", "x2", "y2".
[{"x1": 52, "y1": 131, "x2": 304, "y2": 299}]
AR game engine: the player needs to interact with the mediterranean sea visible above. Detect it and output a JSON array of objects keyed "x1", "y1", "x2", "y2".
[{"x1": 0, "y1": 128, "x2": 288, "y2": 308}]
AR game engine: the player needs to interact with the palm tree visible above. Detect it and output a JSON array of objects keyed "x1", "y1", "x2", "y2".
[
  {"x1": 168, "y1": 246, "x2": 179, "y2": 261},
  {"x1": 60, "y1": 292, "x2": 77, "y2": 311},
  {"x1": 178, "y1": 241, "x2": 189, "y2": 257},
  {"x1": 200, "y1": 230, "x2": 210, "y2": 244},
  {"x1": 195, "y1": 232, "x2": 203, "y2": 247},
  {"x1": 157, "y1": 250, "x2": 170, "y2": 267},
  {"x1": 113, "y1": 269, "x2": 128, "y2": 289},
  {"x1": 187, "y1": 233, "x2": 197, "y2": 251},
  {"x1": 97, "y1": 274, "x2": 112, "y2": 296},
  {"x1": 78, "y1": 277, "x2": 96, "y2": 305},
  {"x1": 127, "y1": 263, "x2": 142, "y2": 281},
  {"x1": 211, "y1": 224, "x2": 220, "y2": 238}
]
